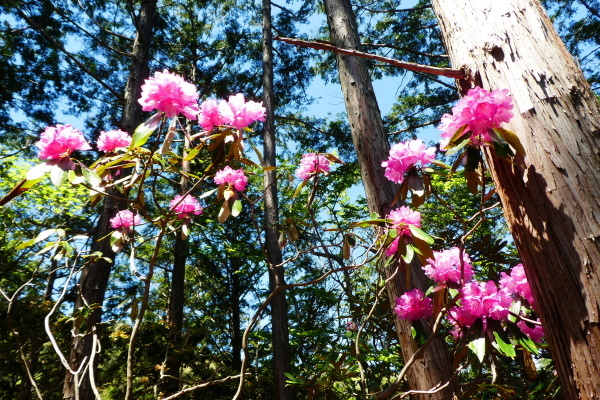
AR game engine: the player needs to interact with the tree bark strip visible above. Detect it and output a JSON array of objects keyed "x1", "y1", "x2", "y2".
[
  {"x1": 322, "y1": 0, "x2": 458, "y2": 398},
  {"x1": 430, "y1": 0, "x2": 600, "y2": 398},
  {"x1": 262, "y1": 0, "x2": 292, "y2": 399}
]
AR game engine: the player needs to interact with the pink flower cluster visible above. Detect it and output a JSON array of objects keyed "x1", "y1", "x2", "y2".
[
  {"x1": 451, "y1": 280, "x2": 512, "y2": 329},
  {"x1": 385, "y1": 206, "x2": 421, "y2": 256},
  {"x1": 169, "y1": 194, "x2": 203, "y2": 219},
  {"x1": 499, "y1": 263, "x2": 535, "y2": 307},
  {"x1": 35, "y1": 124, "x2": 92, "y2": 161},
  {"x1": 438, "y1": 87, "x2": 514, "y2": 148},
  {"x1": 423, "y1": 247, "x2": 474, "y2": 285},
  {"x1": 382, "y1": 139, "x2": 436, "y2": 184},
  {"x1": 97, "y1": 129, "x2": 132, "y2": 152},
  {"x1": 198, "y1": 94, "x2": 266, "y2": 131},
  {"x1": 138, "y1": 69, "x2": 200, "y2": 120},
  {"x1": 110, "y1": 210, "x2": 142, "y2": 231},
  {"x1": 394, "y1": 288, "x2": 433, "y2": 321},
  {"x1": 214, "y1": 166, "x2": 248, "y2": 192},
  {"x1": 295, "y1": 153, "x2": 331, "y2": 180}
]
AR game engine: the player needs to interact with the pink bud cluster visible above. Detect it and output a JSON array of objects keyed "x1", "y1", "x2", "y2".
[
  {"x1": 97, "y1": 129, "x2": 132, "y2": 152},
  {"x1": 139, "y1": 69, "x2": 200, "y2": 120},
  {"x1": 198, "y1": 94, "x2": 266, "y2": 131},
  {"x1": 499, "y1": 263, "x2": 535, "y2": 307},
  {"x1": 110, "y1": 210, "x2": 142, "y2": 231},
  {"x1": 295, "y1": 153, "x2": 331, "y2": 181},
  {"x1": 438, "y1": 87, "x2": 514, "y2": 148},
  {"x1": 35, "y1": 124, "x2": 92, "y2": 161},
  {"x1": 169, "y1": 194, "x2": 203, "y2": 219},
  {"x1": 214, "y1": 166, "x2": 248, "y2": 192},
  {"x1": 385, "y1": 206, "x2": 421, "y2": 256},
  {"x1": 382, "y1": 139, "x2": 436, "y2": 184}
]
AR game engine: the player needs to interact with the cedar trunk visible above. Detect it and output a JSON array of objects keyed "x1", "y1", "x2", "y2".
[
  {"x1": 62, "y1": 1, "x2": 156, "y2": 398},
  {"x1": 262, "y1": 0, "x2": 292, "y2": 399},
  {"x1": 323, "y1": 0, "x2": 458, "y2": 398},
  {"x1": 431, "y1": 0, "x2": 600, "y2": 398}
]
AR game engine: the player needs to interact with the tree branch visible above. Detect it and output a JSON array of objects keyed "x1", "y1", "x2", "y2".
[{"x1": 274, "y1": 36, "x2": 465, "y2": 79}]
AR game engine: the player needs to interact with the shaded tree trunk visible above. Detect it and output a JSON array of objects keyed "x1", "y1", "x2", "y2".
[
  {"x1": 62, "y1": 1, "x2": 157, "y2": 398},
  {"x1": 431, "y1": 1, "x2": 600, "y2": 398},
  {"x1": 262, "y1": 1, "x2": 291, "y2": 399},
  {"x1": 323, "y1": 0, "x2": 458, "y2": 398}
]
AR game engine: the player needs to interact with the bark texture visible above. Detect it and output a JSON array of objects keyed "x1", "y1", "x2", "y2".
[
  {"x1": 431, "y1": 0, "x2": 600, "y2": 398},
  {"x1": 62, "y1": 1, "x2": 156, "y2": 398},
  {"x1": 262, "y1": 1, "x2": 291, "y2": 399},
  {"x1": 323, "y1": 0, "x2": 458, "y2": 398}
]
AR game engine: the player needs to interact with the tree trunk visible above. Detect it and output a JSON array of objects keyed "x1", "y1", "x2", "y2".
[
  {"x1": 262, "y1": 1, "x2": 292, "y2": 399},
  {"x1": 160, "y1": 132, "x2": 191, "y2": 397},
  {"x1": 322, "y1": 0, "x2": 458, "y2": 398},
  {"x1": 62, "y1": 1, "x2": 156, "y2": 398},
  {"x1": 430, "y1": 0, "x2": 600, "y2": 398}
]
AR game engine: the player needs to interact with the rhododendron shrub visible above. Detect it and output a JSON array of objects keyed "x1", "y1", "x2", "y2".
[
  {"x1": 138, "y1": 69, "x2": 200, "y2": 119},
  {"x1": 381, "y1": 139, "x2": 436, "y2": 184},
  {"x1": 385, "y1": 206, "x2": 422, "y2": 256},
  {"x1": 214, "y1": 166, "x2": 248, "y2": 192},
  {"x1": 295, "y1": 153, "x2": 331, "y2": 181},
  {"x1": 198, "y1": 94, "x2": 265, "y2": 131},
  {"x1": 35, "y1": 124, "x2": 92, "y2": 160},
  {"x1": 110, "y1": 210, "x2": 142, "y2": 231},
  {"x1": 97, "y1": 129, "x2": 132, "y2": 152},
  {"x1": 394, "y1": 288, "x2": 433, "y2": 321},
  {"x1": 170, "y1": 195, "x2": 203, "y2": 219},
  {"x1": 423, "y1": 247, "x2": 474, "y2": 286}
]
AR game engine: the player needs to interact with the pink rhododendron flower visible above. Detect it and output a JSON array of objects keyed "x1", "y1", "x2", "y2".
[
  {"x1": 382, "y1": 139, "x2": 436, "y2": 184},
  {"x1": 500, "y1": 263, "x2": 535, "y2": 307},
  {"x1": 438, "y1": 87, "x2": 514, "y2": 148},
  {"x1": 214, "y1": 166, "x2": 248, "y2": 192},
  {"x1": 423, "y1": 247, "x2": 474, "y2": 284},
  {"x1": 517, "y1": 319, "x2": 545, "y2": 343},
  {"x1": 110, "y1": 210, "x2": 142, "y2": 231},
  {"x1": 394, "y1": 288, "x2": 433, "y2": 321},
  {"x1": 138, "y1": 69, "x2": 200, "y2": 120},
  {"x1": 35, "y1": 124, "x2": 92, "y2": 160},
  {"x1": 385, "y1": 206, "x2": 422, "y2": 256},
  {"x1": 346, "y1": 320, "x2": 358, "y2": 331},
  {"x1": 97, "y1": 129, "x2": 132, "y2": 152},
  {"x1": 169, "y1": 194, "x2": 203, "y2": 219},
  {"x1": 198, "y1": 94, "x2": 265, "y2": 131},
  {"x1": 295, "y1": 153, "x2": 331, "y2": 180},
  {"x1": 450, "y1": 280, "x2": 512, "y2": 331},
  {"x1": 227, "y1": 93, "x2": 266, "y2": 130}
]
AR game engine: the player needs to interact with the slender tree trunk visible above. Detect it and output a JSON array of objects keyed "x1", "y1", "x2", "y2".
[
  {"x1": 431, "y1": 1, "x2": 600, "y2": 398},
  {"x1": 62, "y1": 1, "x2": 156, "y2": 398},
  {"x1": 262, "y1": 1, "x2": 291, "y2": 399},
  {"x1": 323, "y1": 0, "x2": 458, "y2": 398},
  {"x1": 231, "y1": 259, "x2": 242, "y2": 371}
]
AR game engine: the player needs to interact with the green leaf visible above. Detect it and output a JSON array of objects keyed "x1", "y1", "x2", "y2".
[
  {"x1": 493, "y1": 331, "x2": 516, "y2": 358},
  {"x1": 468, "y1": 336, "x2": 486, "y2": 363},
  {"x1": 493, "y1": 127, "x2": 526, "y2": 156},
  {"x1": 231, "y1": 199, "x2": 242, "y2": 217},
  {"x1": 293, "y1": 179, "x2": 308, "y2": 198},
  {"x1": 408, "y1": 224, "x2": 434, "y2": 244},
  {"x1": 50, "y1": 164, "x2": 68, "y2": 187},
  {"x1": 26, "y1": 162, "x2": 52, "y2": 181},
  {"x1": 183, "y1": 147, "x2": 200, "y2": 161},
  {"x1": 130, "y1": 112, "x2": 163, "y2": 148},
  {"x1": 80, "y1": 166, "x2": 102, "y2": 187},
  {"x1": 402, "y1": 243, "x2": 415, "y2": 263}
]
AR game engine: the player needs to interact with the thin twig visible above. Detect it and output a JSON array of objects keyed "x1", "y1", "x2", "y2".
[{"x1": 162, "y1": 373, "x2": 251, "y2": 400}]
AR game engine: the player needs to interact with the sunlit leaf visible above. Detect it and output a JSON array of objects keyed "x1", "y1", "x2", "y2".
[{"x1": 468, "y1": 336, "x2": 486, "y2": 363}]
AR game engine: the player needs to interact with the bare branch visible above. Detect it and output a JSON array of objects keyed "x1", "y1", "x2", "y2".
[{"x1": 275, "y1": 36, "x2": 465, "y2": 79}]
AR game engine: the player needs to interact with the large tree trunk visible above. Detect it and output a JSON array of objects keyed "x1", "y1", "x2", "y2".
[
  {"x1": 431, "y1": 0, "x2": 600, "y2": 398},
  {"x1": 62, "y1": 1, "x2": 156, "y2": 398},
  {"x1": 322, "y1": 0, "x2": 458, "y2": 398},
  {"x1": 262, "y1": 1, "x2": 292, "y2": 399}
]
